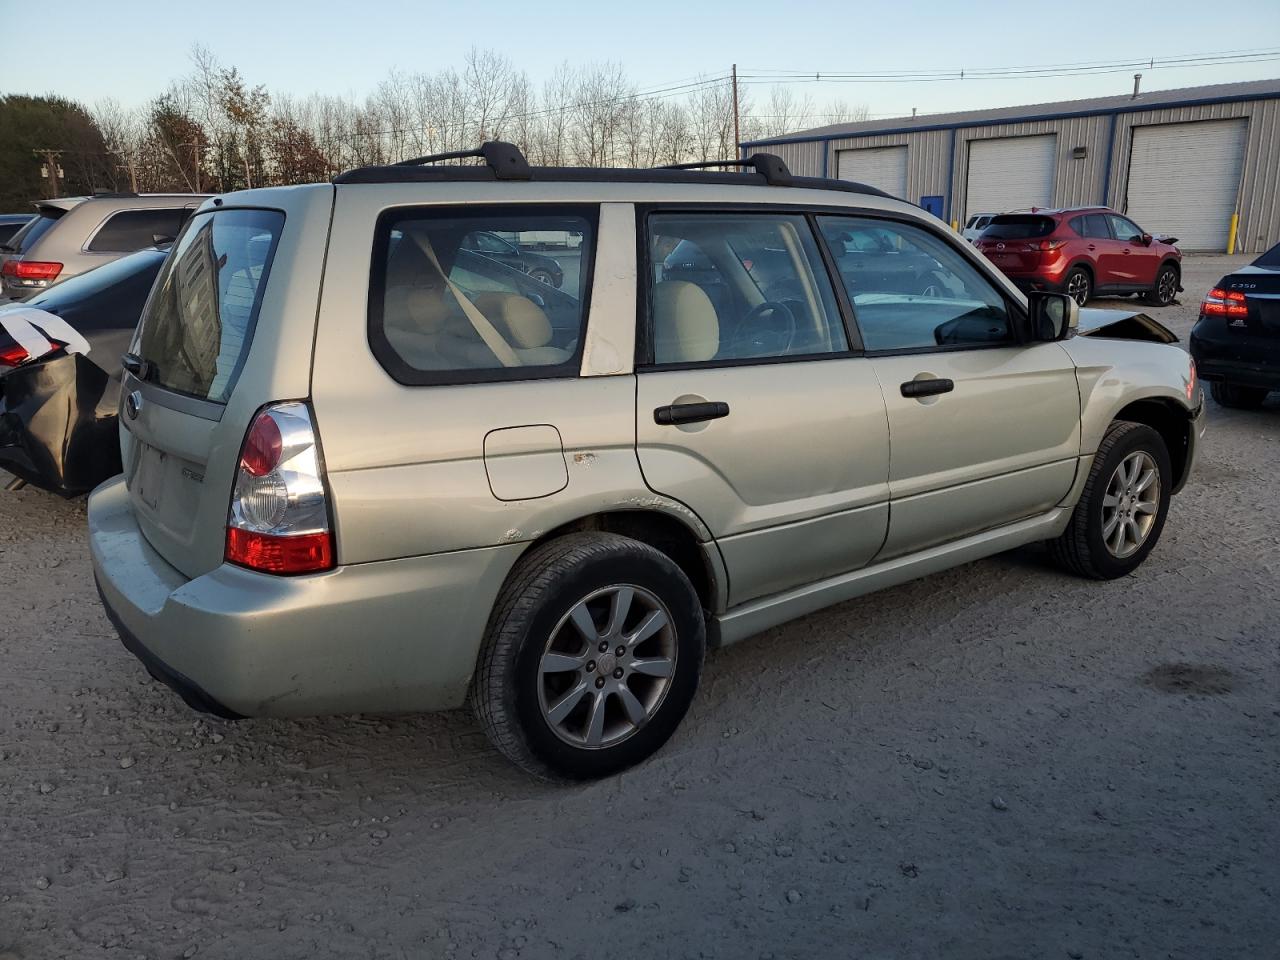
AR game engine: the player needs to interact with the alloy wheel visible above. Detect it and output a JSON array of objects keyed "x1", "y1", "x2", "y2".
[
  {"x1": 1101, "y1": 451, "x2": 1160, "y2": 558},
  {"x1": 1156, "y1": 269, "x2": 1177, "y2": 304},
  {"x1": 537, "y1": 585, "x2": 678, "y2": 749},
  {"x1": 1067, "y1": 271, "x2": 1090, "y2": 306}
]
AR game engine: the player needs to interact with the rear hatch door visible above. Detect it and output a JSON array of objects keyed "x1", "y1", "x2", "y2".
[
  {"x1": 977, "y1": 214, "x2": 1057, "y2": 273},
  {"x1": 120, "y1": 188, "x2": 333, "y2": 579}
]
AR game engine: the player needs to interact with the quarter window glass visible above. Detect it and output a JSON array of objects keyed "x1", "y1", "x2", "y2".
[
  {"x1": 647, "y1": 213, "x2": 846, "y2": 365},
  {"x1": 818, "y1": 216, "x2": 1014, "y2": 352},
  {"x1": 88, "y1": 208, "x2": 189, "y2": 252},
  {"x1": 371, "y1": 210, "x2": 591, "y2": 382}
]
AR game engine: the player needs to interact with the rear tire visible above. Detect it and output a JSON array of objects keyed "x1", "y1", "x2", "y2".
[
  {"x1": 472, "y1": 532, "x2": 705, "y2": 781},
  {"x1": 528, "y1": 268, "x2": 558, "y2": 287},
  {"x1": 1065, "y1": 267, "x2": 1092, "y2": 306},
  {"x1": 1210, "y1": 380, "x2": 1269, "y2": 409},
  {"x1": 1145, "y1": 264, "x2": 1179, "y2": 306},
  {"x1": 1048, "y1": 421, "x2": 1172, "y2": 580}
]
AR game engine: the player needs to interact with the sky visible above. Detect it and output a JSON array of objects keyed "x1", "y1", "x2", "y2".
[{"x1": 2, "y1": 0, "x2": 1279, "y2": 126}]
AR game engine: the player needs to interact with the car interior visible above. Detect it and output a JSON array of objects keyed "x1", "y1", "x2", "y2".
[{"x1": 380, "y1": 221, "x2": 583, "y2": 371}]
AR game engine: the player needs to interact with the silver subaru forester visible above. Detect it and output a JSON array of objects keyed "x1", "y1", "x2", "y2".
[{"x1": 89, "y1": 144, "x2": 1204, "y2": 780}]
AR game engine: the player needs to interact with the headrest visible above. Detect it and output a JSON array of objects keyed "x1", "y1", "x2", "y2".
[
  {"x1": 472, "y1": 292, "x2": 553, "y2": 349},
  {"x1": 652, "y1": 281, "x2": 719, "y2": 363}
]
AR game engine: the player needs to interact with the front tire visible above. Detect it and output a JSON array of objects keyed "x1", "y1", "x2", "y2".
[
  {"x1": 1210, "y1": 380, "x2": 1269, "y2": 409},
  {"x1": 1145, "y1": 264, "x2": 1179, "y2": 306},
  {"x1": 472, "y1": 533, "x2": 705, "y2": 780},
  {"x1": 1049, "y1": 421, "x2": 1172, "y2": 579},
  {"x1": 528, "y1": 268, "x2": 559, "y2": 288},
  {"x1": 1065, "y1": 267, "x2": 1092, "y2": 306}
]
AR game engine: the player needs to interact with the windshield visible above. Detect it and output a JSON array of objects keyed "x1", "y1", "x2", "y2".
[
  {"x1": 133, "y1": 208, "x2": 283, "y2": 404},
  {"x1": 4, "y1": 211, "x2": 62, "y2": 253},
  {"x1": 1253, "y1": 243, "x2": 1280, "y2": 268},
  {"x1": 983, "y1": 215, "x2": 1056, "y2": 240}
]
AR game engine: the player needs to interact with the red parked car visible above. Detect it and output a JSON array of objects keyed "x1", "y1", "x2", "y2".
[{"x1": 976, "y1": 207, "x2": 1182, "y2": 307}]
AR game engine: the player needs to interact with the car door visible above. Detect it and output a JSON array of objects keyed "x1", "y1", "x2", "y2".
[
  {"x1": 1073, "y1": 213, "x2": 1121, "y2": 289},
  {"x1": 634, "y1": 210, "x2": 891, "y2": 607},
  {"x1": 1108, "y1": 213, "x2": 1158, "y2": 288},
  {"x1": 816, "y1": 214, "x2": 1080, "y2": 559}
]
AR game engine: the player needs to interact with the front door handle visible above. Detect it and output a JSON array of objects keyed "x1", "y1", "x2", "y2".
[
  {"x1": 900, "y1": 378, "x2": 954, "y2": 399},
  {"x1": 1087, "y1": 244, "x2": 1096, "y2": 251},
  {"x1": 654, "y1": 401, "x2": 730, "y2": 425}
]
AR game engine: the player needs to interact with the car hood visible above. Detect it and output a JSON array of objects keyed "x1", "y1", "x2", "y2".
[{"x1": 1076, "y1": 306, "x2": 1178, "y2": 344}]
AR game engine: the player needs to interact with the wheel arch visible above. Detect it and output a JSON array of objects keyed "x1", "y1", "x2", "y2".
[
  {"x1": 1112, "y1": 397, "x2": 1194, "y2": 492},
  {"x1": 516, "y1": 509, "x2": 727, "y2": 617}
]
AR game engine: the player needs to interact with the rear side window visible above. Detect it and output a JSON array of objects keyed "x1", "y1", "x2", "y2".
[
  {"x1": 87, "y1": 208, "x2": 189, "y2": 253},
  {"x1": 369, "y1": 207, "x2": 594, "y2": 385},
  {"x1": 134, "y1": 208, "x2": 283, "y2": 403},
  {"x1": 1070, "y1": 214, "x2": 1110, "y2": 239},
  {"x1": 9, "y1": 211, "x2": 62, "y2": 253},
  {"x1": 983, "y1": 215, "x2": 1056, "y2": 240}
]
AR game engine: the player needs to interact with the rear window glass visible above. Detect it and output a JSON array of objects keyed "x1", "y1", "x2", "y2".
[
  {"x1": 370, "y1": 207, "x2": 594, "y2": 385},
  {"x1": 983, "y1": 215, "x2": 1056, "y2": 240},
  {"x1": 1253, "y1": 243, "x2": 1280, "y2": 268},
  {"x1": 87, "y1": 208, "x2": 189, "y2": 253},
  {"x1": 133, "y1": 208, "x2": 283, "y2": 404},
  {"x1": 8, "y1": 211, "x2": 63, "y2": 253}
]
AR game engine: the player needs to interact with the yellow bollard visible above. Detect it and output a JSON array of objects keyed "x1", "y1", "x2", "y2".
[
  {"x1": 951, "y1": 219, "x2": 960, "y2": 232},
  {"x1": 1227, "y1": 213, "x2": 1239, "y2": 255}
]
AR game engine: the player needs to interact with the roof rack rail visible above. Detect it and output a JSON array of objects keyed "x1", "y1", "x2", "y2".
[
  {"x1": 393, "y1": 140, "x2": 532, "y2": 180},
  {"x1": 92, "y1": 190, "x2": 140, "y2": 198},
  {"x1": 658, "y1": 153, "x2": 794, "y2": 186}
]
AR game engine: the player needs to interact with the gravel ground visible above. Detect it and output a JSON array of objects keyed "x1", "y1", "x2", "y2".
[{"x1": 2, "y1": 255, "x2": 1277, "y2": 959}]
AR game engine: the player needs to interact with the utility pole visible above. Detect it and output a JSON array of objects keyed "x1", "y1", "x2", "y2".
[
  {"x1": 33, "y1": 149, "x2": 64, "y2": 198},
  {"x1": 731, "y1": 64, "x2": 741, "y2": 158}
]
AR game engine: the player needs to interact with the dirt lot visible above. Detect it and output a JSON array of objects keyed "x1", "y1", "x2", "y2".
[{"x1": 2, "y1": 255, "x2": 1277, "y2": 959}]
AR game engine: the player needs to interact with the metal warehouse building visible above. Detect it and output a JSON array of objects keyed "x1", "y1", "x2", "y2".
[{"x1": 742, "y1": 79, "x2": 1280, "y2": 253}]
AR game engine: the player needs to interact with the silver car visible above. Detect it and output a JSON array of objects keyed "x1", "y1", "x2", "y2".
[
  {"x1": 88, "y1": 144, "x2": 1204, "y2": 780},
  {"x1": 0, "y1": 193, "x2": 205, "y2": 300}
]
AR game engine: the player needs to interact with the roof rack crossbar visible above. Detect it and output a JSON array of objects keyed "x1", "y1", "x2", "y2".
[
  {"x1": 658, "y1": 153, "x2": 793, "y2": 186},
  {"x1": 393, "y1": 140, "x2": 532, "y2": 180}
]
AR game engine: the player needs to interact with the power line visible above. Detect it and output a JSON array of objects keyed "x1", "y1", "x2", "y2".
[{"x1": 738, "y1": 48, "x2": 1280, "y2": 84}]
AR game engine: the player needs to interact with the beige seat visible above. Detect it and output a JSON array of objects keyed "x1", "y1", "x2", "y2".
[
  {"x1": 652, "y1": 281, "x2": 719, "y2": 364},
  {"x1": 382, "y1": 283, "x2": 493, "y2": 370},
  {"x1": 472, "y1": 292, "x2": 571, "y2": 366}
]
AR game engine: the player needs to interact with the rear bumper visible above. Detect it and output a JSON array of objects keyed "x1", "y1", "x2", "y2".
[
  {"x1": 88, "y1": 476, "x2": 524, "y2": 717},
  {"x1": 1189, "y1": 320, "x2": 1280, "y2": 389}
]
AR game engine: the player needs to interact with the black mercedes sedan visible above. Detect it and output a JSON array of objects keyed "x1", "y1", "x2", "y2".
[
  {"x1": 1190, "y1": 242, "x2": 1280, "y2": 410},
  {"x1": 0, "y1": 247, "x2": 166, "y2": 496}
]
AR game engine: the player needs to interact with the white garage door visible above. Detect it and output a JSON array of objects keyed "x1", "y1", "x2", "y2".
[
  {"x1": 966, "y1": 135, "x2": 1056, "y2": 215},
  {"x1": 1125, "y1": 119, "x2": 1248, "y2": 252},
  {"x1": 837, "y1": 146, "x2": 908, "y2": 199}
]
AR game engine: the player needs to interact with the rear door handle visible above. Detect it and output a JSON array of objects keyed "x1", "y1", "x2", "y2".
[
  {"x1": 654, "y1": 401, "x2": 730, "y2": 425},
  {"x1": 1087, "y1": 244, "x2": 1096, "y2": 251},
  {"x1": 900, "y1": 378, "x2": 954, "y2": 399}
]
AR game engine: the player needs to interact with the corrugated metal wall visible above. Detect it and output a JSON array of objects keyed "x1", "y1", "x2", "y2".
[{"x1": 765, "y1": 95, "x2": 1280, "y2": 252}]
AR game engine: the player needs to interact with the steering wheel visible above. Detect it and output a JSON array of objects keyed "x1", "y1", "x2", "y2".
[{"x1": 731, "y1": 300, "x2": 797, "y2": 356}]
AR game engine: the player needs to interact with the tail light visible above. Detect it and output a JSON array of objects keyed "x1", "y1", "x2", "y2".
[
  {"x1": 0, "y1": 342, "x2": 29, "y2": 367},
  {"x1": 226, "y1": 402, "x2": 334, "y2": 575},
  {"x1": 1, "y1": 260, "x2": 63, "y2": 288},
  {"x1": 1026, "y1": 239, "x2": 1066, "y2": 252},
  {"x1": 1201, "y1": 287, "x2": 1248, "y2": 318}
]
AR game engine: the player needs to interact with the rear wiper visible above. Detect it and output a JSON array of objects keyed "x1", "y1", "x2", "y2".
[{"x1": 121, "y1": 352, "x2": 155, "y2": 382}]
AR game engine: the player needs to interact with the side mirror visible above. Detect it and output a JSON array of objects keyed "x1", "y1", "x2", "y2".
[
  {"x1": 1027, "y1": 291, "x2": 1078, "y2": 341},
  {"x1": 1136, "y1": 233, "x2": 1152, "y2": 246}
]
